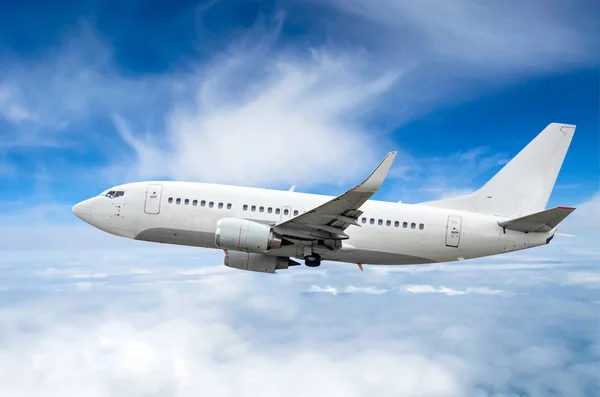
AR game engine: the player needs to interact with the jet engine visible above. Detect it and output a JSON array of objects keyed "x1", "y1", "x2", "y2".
[
  {"x1": 223, "y1": 250, "x2": 301, "y2": 273},
  {"x1": 215, "y1": 218, "x2": 287, "y2": 253}
]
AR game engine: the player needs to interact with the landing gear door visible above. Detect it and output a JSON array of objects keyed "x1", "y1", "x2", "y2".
[
  {"x1": 144, "y1": 184, "x2": 163, "y2": 214},
  {"x1": 445, "y1": 215, "x2": 462, "y2": 247}
]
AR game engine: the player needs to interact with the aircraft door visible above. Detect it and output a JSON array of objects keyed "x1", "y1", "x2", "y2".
[
  {"x1": 445, "y1": 215, "x2": 462, "y2": 247},
  {"x1": 280, "y1": 206, "x2": 292, "y2": 221},
  {"x1": 144, "y1": 184, "x2": 163, "y2": 215}
]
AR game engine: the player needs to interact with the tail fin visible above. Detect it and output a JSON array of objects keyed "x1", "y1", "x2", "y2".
[{"x1": 420, "y1": 123, "x2": 575, "y2": 218}]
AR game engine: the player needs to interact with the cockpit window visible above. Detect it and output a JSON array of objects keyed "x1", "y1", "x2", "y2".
[{"x1": 103, "y1": 190, "x2": 125, "y2": 199}]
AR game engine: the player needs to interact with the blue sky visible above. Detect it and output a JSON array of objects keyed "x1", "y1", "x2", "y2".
[{"x1": 0, "y1": 1, "x2": 599, "y2": 396}]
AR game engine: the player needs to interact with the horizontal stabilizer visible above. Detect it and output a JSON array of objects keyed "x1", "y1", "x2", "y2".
[{"x1": 498, "y1": 206, "x2": 575, "y2": 233}]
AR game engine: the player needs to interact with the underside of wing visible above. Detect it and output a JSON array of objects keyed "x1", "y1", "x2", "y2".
[{"x1": 273, "y1": 151, "x2": 397, "y2": 241}]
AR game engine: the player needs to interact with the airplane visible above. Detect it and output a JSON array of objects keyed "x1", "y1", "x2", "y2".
[{"x1": 72, "y1": 122, "x2": 576, "y2": 274}]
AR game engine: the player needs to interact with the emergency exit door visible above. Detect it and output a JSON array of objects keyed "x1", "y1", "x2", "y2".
[
  {"x1": 144, "y1": 184, "x2": 163, "y2": 214},
  {"x1": 445, "y1": 216, "x2": 462, "y2": 247}
]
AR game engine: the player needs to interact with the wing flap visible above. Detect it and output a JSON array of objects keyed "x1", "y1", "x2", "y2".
[{"x1": 498, "y1": 206, "x2": 575, "y2": 233}]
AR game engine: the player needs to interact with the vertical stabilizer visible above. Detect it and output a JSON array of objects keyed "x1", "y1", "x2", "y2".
[{"x1": 420, "y1": 123, "x2": 575, "y2": 218}]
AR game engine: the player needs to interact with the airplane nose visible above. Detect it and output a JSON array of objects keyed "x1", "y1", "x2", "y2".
[{"x1": 72, "y1": 200, "x2": 92, "y2": 222}]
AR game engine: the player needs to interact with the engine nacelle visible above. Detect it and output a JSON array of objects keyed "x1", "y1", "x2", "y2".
[
  {"x1": 224, "y1": 250, "x2": 301, "y2": 273},
  {"x1": 215, "y1": 218, "x2": 284, "y2": 253}
]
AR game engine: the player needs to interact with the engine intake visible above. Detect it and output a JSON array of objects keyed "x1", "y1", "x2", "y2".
[
  {"x1": 215, "y1": 218, "x2": 285, "y2": 253},
  {"x1": 224, "y1": 250, "x2": 301, "y2": 273}
]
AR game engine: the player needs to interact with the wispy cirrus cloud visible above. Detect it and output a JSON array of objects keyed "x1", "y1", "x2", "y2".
[
  {"x1": 0, "y1": 84, "x2": 38, "y2": 124},
  {"x1": 1, "y1": 19, "x2": 400, "y2": 189},
  {"x1": 0, "y1": 22, "x2": 175, "y2": 149},
  {"x1": 3, "y1": 1, "x2": 597, "y2": 191},
  {"x1": 385, "y1": 146, "x2": 509, "y2": 202},
  {"x1": 323, "y1": 0, "x2": 599, "y2": 76},
  {"x1": 113, "y1": 47, "x2": 400, "y2": 188}
]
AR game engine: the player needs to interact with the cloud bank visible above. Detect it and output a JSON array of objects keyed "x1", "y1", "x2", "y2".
[{"x1": 1, "y1": 246, "x2": 598, "y2": 397}]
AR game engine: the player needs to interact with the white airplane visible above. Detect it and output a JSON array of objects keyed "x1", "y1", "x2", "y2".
[{"x1": 73, "y1": 123, "x2": 576, "y2": 273}]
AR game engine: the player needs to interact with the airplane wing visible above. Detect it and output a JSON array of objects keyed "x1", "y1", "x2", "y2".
[
  {"x1": 497, "y1": 206, "x2": 576, "y2": 233},
  {"x1": 273, "y1": 151, "x2": 397, "y2": 240}
]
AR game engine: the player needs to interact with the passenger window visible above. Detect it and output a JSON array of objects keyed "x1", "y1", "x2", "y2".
[
  {"x1": 209, "y1": 202, "x2": 214, "y2": 208},
  {"x1": 275, "y1": 208, "x2": 281, "y2": 215},
  {"x1": 370, "y1": 218, "x2": 375, "y2": 224},
  {"x1": 218, "y1": 203, "x2": 223, "y2": 209},
  {"x1": 293, "y1": 210, "x2": 298, "y2": 216},
  {"x1": 201, "y1": 200, "x2": 206, "y2": 207},
  {"x1": 378, "y1": 219, "x2": 383, "y2": 225},
  {"x1": 243, "y1": 204, "x2": 248, "y2": 211},
  {"x1": 184, "y1": 199, "x2": 189, "y2": 205},
  {"x1": 403, "y1": 222, "x2": 407, "y2": 228},
  {"x1": 284, "y1": 209, "x2": 289, "y2": 215},
  {"x1": 259, "y1": 206, "x2": 264, "y2": 212},
  {"x1": 176, "y1": 198, "x2": 181, "y2": 204},
  {"x1": 411, "y1": 222, "x2": 416, "y2": 229},
  {"x1": 168, "y1": 197, "x2": 173, "y2": 204},
  {"x1": 419, "y1": 223, "x2": 424, "y2": 230},
  {"x1": 361, "y1": 217, "x2": 366, "y2": 224},
  {"x1": 251, "y1": 205, "x2": 256, "y2": 212},
  {"x1": 268, "y1": 207, "x2": 272, "y2": 213},
  {"x1": 394, "y1": 221, "x2": 399, "y2": 227},
  {"x1": 386, "y1": 220, "x2": 391, "y2": 226},
  {"x1": 227, "y1": 203, "x2": 232, "y2": 209},
  {"x1": 192, "y1": 200, "x2": 198, "y2": 206}
]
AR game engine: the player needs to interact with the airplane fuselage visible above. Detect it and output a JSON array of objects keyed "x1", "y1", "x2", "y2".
[{"x1": 73, "y1": 181, "x2": 553, "y2": 266}]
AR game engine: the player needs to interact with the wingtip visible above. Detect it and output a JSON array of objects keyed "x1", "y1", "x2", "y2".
[
  {"x1": 353, "y1": 150, "x2": 398, "y2": 193},
  {"x1": 547, "y1": 122, "x2": 576, "y2": 137}
]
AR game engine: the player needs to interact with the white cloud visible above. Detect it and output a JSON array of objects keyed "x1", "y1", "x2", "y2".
[
  {"x1": 386, "y1": 146, "x2": 510, "y2": 202},
  {"x1": 0, "y1": 253, "x2": 464, "y2": 397},
  {"x1": 400, "y1": 284, "x2": 465, "y2": 296},
  {"x1": 0, "y1": 22, "x2": 173, "y2": 149},
  {"x1": 398, "y1": 284, "x2": 505, "y2": 296},
  {"x1": 0, "y1": 84, "x2": 38, "y2": 124},
  {"x1": 1, "y1": 246, "x2": 599, "y2": 396},
  {"x1": 113, "y1": 48, "x2": 400, "y2": 187},
  {"x1": 307, "y1": 284, "x2": 388, "y2": 295},
  {"x1": 0, "y1": 20, "x2": 404, "y2": 189},
  {"x1": 1, "y1": 6, "x2": 595, "y2": 195},
  {"x1": 325, "y1": 0, "x2": 599, "y2": 77},
  {"x1": 464, "y1": 287, "x2": 505, "y2": 296},
  {"x1": 565, "y1": 272, "x2": 600, "y2": 287},
  {"x1": 563, "y1": 192, "x2": 600, "y2": 233}
]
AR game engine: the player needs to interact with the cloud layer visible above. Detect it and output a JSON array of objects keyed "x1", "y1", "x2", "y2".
[{"x1": 0, "y1": 244, "x2": 598, "y2": 397}]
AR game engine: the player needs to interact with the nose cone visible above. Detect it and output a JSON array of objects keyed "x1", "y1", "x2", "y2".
[{"x1": 72, "y1": 200, "x2": 92, "y2": 223}]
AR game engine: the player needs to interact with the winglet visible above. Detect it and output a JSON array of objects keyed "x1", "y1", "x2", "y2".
[
  {"x1": 289, "y1": 185, "x2": 296, "y2": 192},
  {"x1": 353, "y1": 151, "x2": 397, "y2": 193}
]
